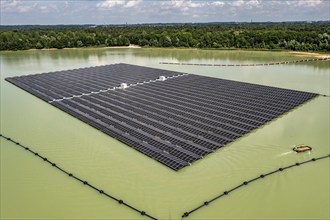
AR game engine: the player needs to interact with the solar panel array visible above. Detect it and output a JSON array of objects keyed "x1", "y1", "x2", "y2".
[{"x1": 6, "y1": 63, "x2": 318, "y2": 170}]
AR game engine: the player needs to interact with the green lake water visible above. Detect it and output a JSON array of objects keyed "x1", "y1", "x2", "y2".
[{"x1": 0, "y1": 48, "x2": 329, "y2": 219}]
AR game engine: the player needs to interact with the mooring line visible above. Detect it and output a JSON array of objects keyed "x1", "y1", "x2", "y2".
[
  {"x1": 160, "y1": 57, "x2": 330, "y2": 67},
  {"x1": 181, "y1": 153, "x2": 330, "y2": 218},
  {"x1": 0, "y1": 134, "x2": 158, "y2": 220}
]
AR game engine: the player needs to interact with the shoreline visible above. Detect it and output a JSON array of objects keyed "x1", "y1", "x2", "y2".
[
  {"x1": 1, "y1": 46, "x2": 329, "y2": 58},
  {"x1": 288, "y1": 51, "x2": 330, "y2": 59},
  {"x1": 24, "y1": 44, "x2": 142, "y2": 51}
]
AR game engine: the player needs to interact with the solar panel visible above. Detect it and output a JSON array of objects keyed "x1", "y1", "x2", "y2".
[{"x1": 5, "y1": 63, "x2": 318, "y2": 170}]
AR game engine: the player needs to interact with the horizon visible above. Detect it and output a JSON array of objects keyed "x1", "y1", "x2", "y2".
[
  {"x1": 1, "y1": 0, "x2": 329, "y2": 25},
  {"x1": 1, "y1": 20, "x2": 329, "y2": 27}
]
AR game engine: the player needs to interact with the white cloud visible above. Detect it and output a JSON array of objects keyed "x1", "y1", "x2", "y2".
[
  {"x1": 1, "y1": 0, "x2": 18, "y2": 8},
  {"x1": 279, "y1": 0, "x2": 323, "y2": 7},
  {"x1": 189, "y1": 2, "x2": 204, "y2": 8},
  {"x1": 1, "y1": 0, "x2": 18, "y2": 11},
  {"x1": 160, "y1": 0, "x2": 185, "y2": 9},
  {"x1": 39, "y1": 5, "x2": 48, "y2": 12},
  {"x1": 296, "y1": 0, "x2": 323, "y2": 7},
  {"x1": 231, "y1": 0, "x2": 245, "y2": 7},
  {"x1": 124, "y1": 0, "x2": 142, "y2": 8},
  {"x1": 1, "y1": 0, "x2": 329, "y2": 24},
  {"x1": 5, "y1": 1, "x2": 58, "y2": 14},
  {"x1": 17, "y1": 5, "x2": 32, "y2": 13},
  {"x1": 1, "y1": 0, "x2": 33, "y2": 13},
  {"x1": 211, "y1": 1, "x2": 225, "y2": 7},
  {"x1": 246, "y1": 0, "x2": 260, "y2": 7},
  {"x1": 38, "y1": 4, "x2": 57, "y2": 13},
  {"x1": 97, "y1": 0, "x2": 143, "y2": 9},
  {"x1": 160, "y1": 0, "x2": 208, "y2": 11},
  {"x1": 97, "y1": 0, "x2": 125, "y2": 8}
]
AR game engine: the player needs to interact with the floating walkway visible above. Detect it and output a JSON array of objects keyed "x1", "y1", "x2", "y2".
[
  {"x1": 182, "y1": 153, "x2": 330, "y2": 218},
  {"x1": 5, "y1": 63, "x2": 318, "y2": 170},
  {"x1": 160, "y1": 57, "x2": 330, "y2": 67},
  {"x1": 0, "y1": 134, "x2": 157, "y2": 220}
]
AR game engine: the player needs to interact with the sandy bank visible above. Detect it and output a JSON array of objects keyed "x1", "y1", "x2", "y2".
[
  {"x1": 289, "y1": 51, "x2": 330, "y2": 59},
  {"x1": 25, "y1": 44, "x2": 141, "y2": 51}
]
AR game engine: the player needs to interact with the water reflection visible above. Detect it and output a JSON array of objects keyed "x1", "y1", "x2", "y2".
[{"x1": 1, "y1": 48, "x2": 329, "y2": 70}]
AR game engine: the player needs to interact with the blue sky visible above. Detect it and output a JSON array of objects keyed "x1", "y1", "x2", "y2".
[{"x1": 1, "y1": 0, "x2": 329, "y2": 25}]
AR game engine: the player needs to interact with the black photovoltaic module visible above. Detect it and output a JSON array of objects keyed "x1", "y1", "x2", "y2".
[{"x1": 5, "y1": 63, "x2": 318, "y2": 170}]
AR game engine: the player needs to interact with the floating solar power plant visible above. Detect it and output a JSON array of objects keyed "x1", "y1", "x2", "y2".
[{"x1": 5, "y1": 63, "x2": 318, "y2": 170}]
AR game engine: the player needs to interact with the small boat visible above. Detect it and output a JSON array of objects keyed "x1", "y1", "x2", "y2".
[{"x1": 293, "y1": 144, "x2": 312, "y2": 153}]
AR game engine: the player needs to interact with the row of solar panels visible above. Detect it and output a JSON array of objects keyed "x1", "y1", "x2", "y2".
[
  {"x1": 150, "y1": 76, "x2": 316, "y2": 113},
  {"x1": 52, "y1": 99, "x2": 193, "y2": 170},
  {"x1": 7, "y1": 63, "x2": 185, "y2": 100},
  {"x1": 93, "y1": 92, "x2": 233, "y2": 145},
  {"x1": 85, "y1": 92, "x2": 232, "y2": 146},
  {"x1": 129, "y1": 79, "x2": 316, "y2": 123},
  {"x1": 45, "y1": 76, "x2": 315, "y2": 171},
  {"x1": 111, "y1": 89, "x2": 253, "y2": 136},
  {"x1": 171, "y1": 75, "x2": 314, "y2": 103},
  {"x1": 68, "y1": 97, "x2": 211, "y2": 154},
  {"x1": 140, "y1": 82, "x2": 277, "y2": 119}
]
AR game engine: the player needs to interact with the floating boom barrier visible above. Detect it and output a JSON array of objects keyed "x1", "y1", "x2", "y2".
[
  {"x1": 1, "y1": 134, "x2": 329, "y2": 219},
  {"x1": 181, "y1": 153, "x2": 330, "y2": 218},
  {"x1": 160, "y1": 57, "x2": 330, "y2": 67},
  {"x1": 0, "y1": 134, "x2": 158, "y2": 220}
]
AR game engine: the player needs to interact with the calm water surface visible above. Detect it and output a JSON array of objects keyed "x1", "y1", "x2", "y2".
[{"x1": 1, "y1": 48, "x2": 329, "y2": 219}]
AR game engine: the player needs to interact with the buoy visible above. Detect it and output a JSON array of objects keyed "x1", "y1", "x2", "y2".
[
  {"x1": 279, "y1": 168, "x2": 283, "y2": 171},
  {"x1": 118, "y1": 200, "x2": 123, "y2": 204},
  {"x1": 296, "y1": 163, "x2": 300, "y2": 166},
  {"x1": 293, "y1": 144, "x2": 312, "y2": 153},
  {"x1": 52, "y1": 163, "x2": 56, "y2": 166},
  {"x1": 69, "y1": 173, "x2": 73, "y2": 177},
  {"x1": 141, "y1": 211, "x2": 146, "y2": 216},
  {"x1": 204, "y1": 201, "x2": 209, "y2": 205},
  {"x1": 43, "y1": 158, "x2": 47, "y2": 161},
  {"x1": 99, "y1": 190, "x2": 104, "y2": 194},
  {"x1": 312, "y1": 158, "x2": 316, "y2": 161},
  {"x1": 260, "y1": 174, "x2": 265, "y2": 178},
  {"x1": 83, "y1": 181, "x2": 88, "y2": 185},
  {"x1": 25, "y1": 147, "x2": 29, "y2": 150},
  {"x1": 243, "y1": 181, "x2": 248, "y2": 185},
  {"x1": 224, "y1": 191, "x2": 228, "y2": 195},
  {"x1": 183, "y1": 212, "x2": 189, "y2": 217}
]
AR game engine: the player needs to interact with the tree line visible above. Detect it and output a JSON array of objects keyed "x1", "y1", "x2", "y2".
[{"x1": 0, "y1": 23, "x2": 329, "y2": 51}]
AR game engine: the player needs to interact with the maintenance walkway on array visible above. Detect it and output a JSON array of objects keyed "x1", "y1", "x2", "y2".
[{"x1": 6, "y1": 63, "x2": 318, "y2": 170}]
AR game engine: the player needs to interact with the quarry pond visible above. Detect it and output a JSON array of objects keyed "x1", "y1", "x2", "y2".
[{"x1": 1, "y1": 48, "x2": 329, "y2": 219}]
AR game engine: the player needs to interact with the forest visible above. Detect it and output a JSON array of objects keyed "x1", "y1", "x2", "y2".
[{"x1": 0, "y1": 23, "x2": 329, "y2": 51}]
